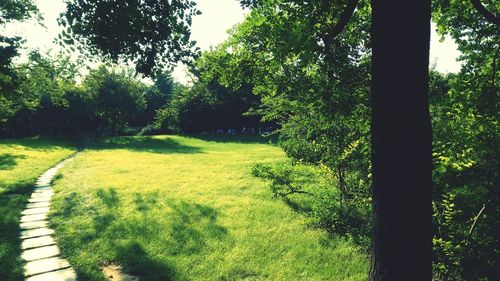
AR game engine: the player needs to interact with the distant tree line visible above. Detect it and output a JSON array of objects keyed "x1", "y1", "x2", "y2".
[
  {"x1": 0, "y1": 50, "x2": 268, "y2": 137},
  {"x1": 0, "y1": 52, "x2": 168, "y2": 137}
]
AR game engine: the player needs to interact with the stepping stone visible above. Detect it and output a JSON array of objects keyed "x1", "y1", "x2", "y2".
[
  {"x1": 22, "y1": 207, "x2": 50, "y2": 216},
  {"x1": 28, "y1": 197, "x2": 51, "y2": 203},
  {"x1": 26, "y1": 202, "x2": 51, "y2": 209},
  {"x1": 31, "y1": 190, "x2": 53, "y2": 198},
  {"x1": 22, "y1": 245, "x2": 60, "y2": 262},
  {"x1": 36, "y1": 178, "x2": 52, "y2": 183},
  {"x1": 20, "y1": 213, "x2": 47, "y2": 223},
  {"x1": 25, "y1": 268, "x2": 77, "y2": 281},
  {"x1": 24, "y1": 256, "x2": 71, "y2": 276},
  {"x1": 21, "y1": 227, "x2": 54, "y2": 239},
  {"x1": 22, "y1": 235, "x2": 56, "y2": 250},
  {"x1": 20, "y1": 220, "x2": 48, "y2": 230}
]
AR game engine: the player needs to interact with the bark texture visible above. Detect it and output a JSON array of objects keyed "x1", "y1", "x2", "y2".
[{"x1": 369, "y1": 1, "x2": 433, "y2": 280}]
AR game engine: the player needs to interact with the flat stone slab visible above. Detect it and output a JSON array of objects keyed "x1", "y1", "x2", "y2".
[
  {"x1": 20, "y1": 213, "x2": 47, "y2": 223},
  {"x1": 22, "y1": 235, "x2": 56, "y2": 250},
  {"x1": 26, "y1": 202, "x2": 51, "y2": 209},
  {"x1": 22, "y1": 207, "x2": 50, "y2": 216},
  {"x1": 21, "y1": 227, "x2": 55, "y2": 239},
  {"x1": 22, "y1": 245, "x2": 60, "y2": 262},
  {"x1": 20, "y1": 220, "x2": 48, "y2": 230},
  {"x1": 28, "y1": 197, "x2": 51, "y2": 203},
  {"x1": 33, "y1": 188, "x2": 52, "y2": 193},
  {"x1": 25, "y1": 268, "x2": 77, "y2": 281},
  {"x1": 35, "y1": 179, "x2": 51, "y2": 184},
  {"x1": 24, "y1": 256, "x2": 71, "y2": 276},
  {"x1": 30, "y1": 190, "x2": 53, "y2": 199}
]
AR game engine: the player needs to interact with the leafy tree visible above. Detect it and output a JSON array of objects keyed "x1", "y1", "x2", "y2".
[
  {"x1": 141, "y1": 71, "x2": 177, "y2": 125},
  {"x1": 156, "y1": 47, "x2": 262, "y2": 133},
  {"x1": 431, "y1": 2, "x2": 499, "y2": 279},
  {"x1": 217, "y1": 0, "x2": 373, "y2": 237},
  {"x1": 0, "y1": 0, "x2": 39, "y2": 121},
  {"x1": 59, "y1": 0, "x2": 201, "y2": 76},
  {"x1": 83, "y1": 66, "x2": 146, "y2": 135},
  {"x1": 0, "y1": 52, "x2": 83, "y2": 136}
]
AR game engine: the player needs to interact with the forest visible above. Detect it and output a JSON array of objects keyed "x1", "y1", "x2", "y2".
[{"x1": 0, "y1": 0, "x2": 498, "y2": 281}]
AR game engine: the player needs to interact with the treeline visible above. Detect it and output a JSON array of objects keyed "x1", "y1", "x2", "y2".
[{"x1": 0, "y1": 51, "x2": 265, "y2": 137}]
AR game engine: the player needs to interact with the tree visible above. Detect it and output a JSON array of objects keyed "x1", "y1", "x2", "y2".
[
  {"x1": 0, "y1": 0, "x2": 39, "y2": 121},
  {"x1": 369, "y1": 1, "x2": 433, "y2": 280},
  {"x1": 59, "y1": 0, "x2": 200, "y2": 76},
  {"x1": 431, "y1": 1, "x2": 499, "y2": 279},
  {"x1": 83, "y1": 66, "x2": 146, "y2": 135}
]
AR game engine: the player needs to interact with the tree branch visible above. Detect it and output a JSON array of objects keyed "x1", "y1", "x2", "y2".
[
  {"x1": 470, "y1": 0, "x2": 500, "y2": 26},
  {"x1": 328, "y1": 0, "x2": 360, "y2": 38},
  {"x1": 468, "y1": 204, "x2": 486, "y2": 236}
]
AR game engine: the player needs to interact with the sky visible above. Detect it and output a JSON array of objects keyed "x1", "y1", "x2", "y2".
[{"x1": 2, "y1": 0, "x2": 462, "y2": 84}]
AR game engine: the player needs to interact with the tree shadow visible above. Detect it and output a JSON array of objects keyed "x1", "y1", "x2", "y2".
[
  {"x1": 0, "y1": 137, "x2": 78, "y2": 152},
  {"x1": 88, "y1": 136, "x2": 203, "y2": 154},
  {"x1": 0, "y1": 181, "x2": 34, "y2": 195},
  {"x1": 82, "y1": 192, "x2": 228, "y2": 280},
  {"x1": 186, "y1": 134, "x2": 278, "y2": 144},
  {"x1": 0, "y1": 153, "x2": 27, "y2": 170},
  {"x1": 114, "y1": 241, "x2": 178, "y2": 281},
  {"x1": 96, "y1": 187, "x2": 120, "y2": 208}
]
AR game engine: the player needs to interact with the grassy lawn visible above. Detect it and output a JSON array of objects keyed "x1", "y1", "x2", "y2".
[
  {"x1": 50, "y1": 135, "x2": 368, "y2": 281},
  {"x1": 0, "y1": 137, "x2": 76, "y2": 281}
]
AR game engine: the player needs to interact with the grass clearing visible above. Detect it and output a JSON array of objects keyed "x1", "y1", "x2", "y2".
[
  {"x1": 50, "y1": 135, "x2": 368, "y2": 280},
  {"x1": 0, "y1": 137, "x2": 76, "y2": 281}
]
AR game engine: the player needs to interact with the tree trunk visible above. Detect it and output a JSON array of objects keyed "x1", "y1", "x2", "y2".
[{"x1": 369, "y1": 1, "x2": 433, "y2": 280}]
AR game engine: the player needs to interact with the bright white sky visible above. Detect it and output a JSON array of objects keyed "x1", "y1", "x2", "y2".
[{"x1": 2, "y1": 0, "x2": 462, "y2": 84}]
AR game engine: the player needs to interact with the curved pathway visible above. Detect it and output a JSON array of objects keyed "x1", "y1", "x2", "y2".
[{"x1": 19, "y1": 156, "x2": 77, "y2": 281}]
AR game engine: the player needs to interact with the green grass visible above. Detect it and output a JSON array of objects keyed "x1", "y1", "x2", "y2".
[
  {"x1": 50, "y1": 135, "x2": 368, "y2": 281},
  {"x1": 0, "y1": 137, "x2": 76, "y2": 281}
]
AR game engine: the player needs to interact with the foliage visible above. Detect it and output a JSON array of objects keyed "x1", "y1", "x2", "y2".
[
  {"x1": 251, "y1": 163, "x2": 314, "y2": 198},
  {"x1": 430, "y1": 1, "x2": 499, "y2": 279},
  {"x1": 0, "y1": 0, "x2": 38, "y2": 24},
  {"x1": 0, "y1": 36, "x2": 22, "y2": 122},
  {"x1": 0, "y1": 53, "x2": 182, "y2": 137},
  {"x1": 156, "y1": 48, "x2": 262, "y2": 133},
  {"x1": 0, "y1": 0, "x2": 39, "y2": 121},
  {"x1": 59, "y1": 0, "x2": 200, "y2": 76},
  {"x1": 83, "y1": 66, "x2": 146, "y2": 135}
]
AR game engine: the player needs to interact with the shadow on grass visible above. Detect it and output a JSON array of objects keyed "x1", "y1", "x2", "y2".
[
  {"x1": 88, "y1": 136, "x2": 203, "y2": 154},
  {"x1": 62, "y1": 190, "x2": 229, "y2": 281},
  {"x1": 0, "y1": 194, "x2": 30, "y2": 281},
  {"x1": 0, "y1": 153, "x2": 27, "y2": 170},
  {"x1": 186, "y1": 134, "x2": 278, "y2": 144},
  {"x1": 0, "y1": 136, "x2": 78, "y2": 152}
]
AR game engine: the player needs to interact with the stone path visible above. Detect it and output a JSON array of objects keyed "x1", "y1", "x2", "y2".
[{"x1": 20, "y1": 157, "x2": 78, "y2": 281}]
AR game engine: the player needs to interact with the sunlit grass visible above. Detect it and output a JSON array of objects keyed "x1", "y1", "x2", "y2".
[
  {"x1": 50, "y1": 135, "x2": 368, "y2": 280},
  {"x1": 0, "y1": 137, "x2": 76, "y2": 281}
]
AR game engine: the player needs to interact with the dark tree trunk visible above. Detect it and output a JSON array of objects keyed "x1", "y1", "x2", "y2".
[{"x1": 369, "y1": 1, "x2": 433, "y2": 281}]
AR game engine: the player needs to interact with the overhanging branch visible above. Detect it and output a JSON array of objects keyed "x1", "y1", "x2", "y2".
[
  {"x1": 328, "y1": 0, "x2": 360, "y2": 38},
  {"x1": 471, "y1": 0, "x2": 500, "y2": 26}
]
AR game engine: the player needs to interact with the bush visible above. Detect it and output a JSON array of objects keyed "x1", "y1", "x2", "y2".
[{"x1": 252, "y1": 162, "x2": 371, "y2": 248}]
